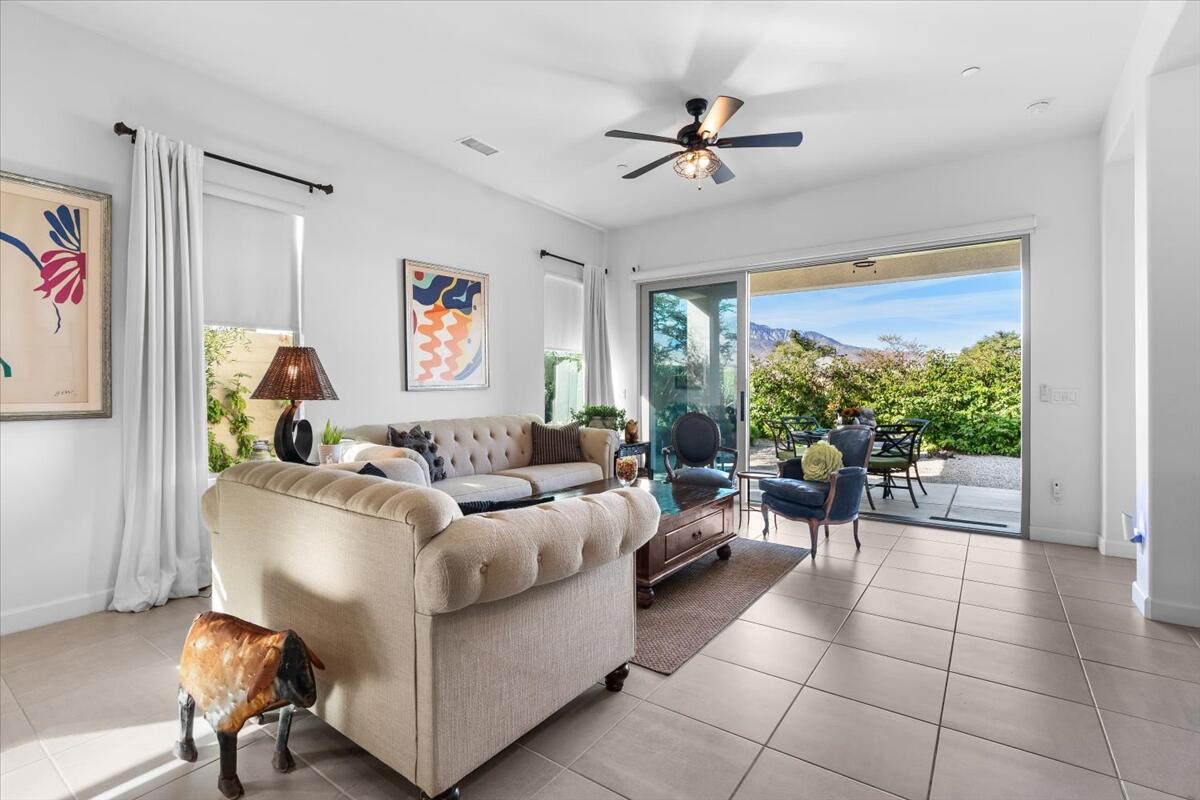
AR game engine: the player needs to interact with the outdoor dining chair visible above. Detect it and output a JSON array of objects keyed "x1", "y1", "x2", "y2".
[{"x1": 867, "y1": 420, "x2": 926, "y2": 507}]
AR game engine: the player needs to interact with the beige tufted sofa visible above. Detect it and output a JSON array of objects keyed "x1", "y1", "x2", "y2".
[
  {"x1": 203, "y1": 460, "x2": 659, "y2": 798},
  {"x1": 340, "y1": 414, "x2": 618, "y2": 501}
]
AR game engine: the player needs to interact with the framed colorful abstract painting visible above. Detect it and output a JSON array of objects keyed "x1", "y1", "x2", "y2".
[
  {"x1": 403, "y1": 259, "x2": 489, "y2": 391},
  {"x1": 0, "y1": 172, "x2": 112, "y2": 420}
]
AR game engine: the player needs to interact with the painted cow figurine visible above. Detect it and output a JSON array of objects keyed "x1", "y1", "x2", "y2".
[{"x1": 174, "y1": 611, "x2": 325, "y2": 799}]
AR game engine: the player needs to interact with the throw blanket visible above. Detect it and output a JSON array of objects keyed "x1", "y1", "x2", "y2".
[{"x1": 802, "y1": 441, "x2": 843, "y2": 481}]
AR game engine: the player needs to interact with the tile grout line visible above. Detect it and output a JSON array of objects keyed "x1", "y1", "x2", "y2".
[
  {"x1": 922, "y1": 544, "x2": 968, "y2": 800},
  {"x1": 4, "y1": 679, "x2": 81, "y2": 800},
  {"x1": 1048, "y1": 559, "x2": 1129, "y2": 800}
]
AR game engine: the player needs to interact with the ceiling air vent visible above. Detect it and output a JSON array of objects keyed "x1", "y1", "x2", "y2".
[{"x1": 458, "y1": 137, "x2": 500, "y2": 156}]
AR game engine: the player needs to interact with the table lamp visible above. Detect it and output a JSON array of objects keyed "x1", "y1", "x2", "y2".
[{"x1": 251, "y1": 346, "x2": 338, "y2": 465}]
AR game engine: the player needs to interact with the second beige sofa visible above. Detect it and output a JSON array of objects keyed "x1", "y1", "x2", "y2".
[{"x1": 341, "y1": 414, "x2": 617, "y2": 501}]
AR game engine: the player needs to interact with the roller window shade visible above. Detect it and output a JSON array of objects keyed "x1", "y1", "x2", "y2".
[
  {"x1": 203, "y1": 194, "x2": 300, "y2": 331},
  {"x1": 544, "y1": 273, "x2": 583, "y2": 352}
]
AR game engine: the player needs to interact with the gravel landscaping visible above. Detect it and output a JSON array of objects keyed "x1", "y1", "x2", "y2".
[{"x1": 749, "y1": 441, "x2": 1021, "y2": 490}]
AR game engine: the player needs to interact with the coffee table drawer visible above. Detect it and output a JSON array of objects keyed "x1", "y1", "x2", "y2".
[{"x1": 663, "y1": 509, "x2": 726, "y2": 561}]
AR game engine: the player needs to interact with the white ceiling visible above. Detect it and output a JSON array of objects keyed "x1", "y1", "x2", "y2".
[{"x1": 27, "y1": 0, "x2": 1147, "y2": 229}]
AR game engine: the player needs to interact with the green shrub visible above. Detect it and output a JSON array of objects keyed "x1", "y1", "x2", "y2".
[{"x1": 750, "y1": 331, "x2": 1021, "y2": 456}]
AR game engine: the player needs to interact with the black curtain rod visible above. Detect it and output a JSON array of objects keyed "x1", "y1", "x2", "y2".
[
  {"x1": 113, "y1": 122, "x2": 333, "y2": 195},
  {"x1": 539, "y1": 249, "x2": 606, "y2": 274}
]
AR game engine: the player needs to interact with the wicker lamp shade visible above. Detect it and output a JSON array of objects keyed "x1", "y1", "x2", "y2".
[{"x1": 251, "y1": 347, "x2": 338, "y2": 401}]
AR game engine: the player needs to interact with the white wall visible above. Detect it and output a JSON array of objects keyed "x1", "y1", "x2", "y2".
[
  {"x1": 1099, "y1": 156, "x2": 1136, "y2": 557},
  {"x1": 0, "y1": 3, "x2": 602, "y2": 633},
  {"x1": 1132, "y1": 63, "x2": 1200, "y2": 625},
  {"x1": 608, "y1": 136, "x2": 1103, "y2": 545}
]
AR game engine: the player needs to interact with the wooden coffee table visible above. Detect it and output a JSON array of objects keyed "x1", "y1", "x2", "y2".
[{"x1": 540, "y1": 477, "x2": 738, "y2": 608}]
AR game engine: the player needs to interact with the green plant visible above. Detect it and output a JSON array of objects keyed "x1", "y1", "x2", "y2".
[
  {"x1": 571, "y1": 404, "x2": 627, "y2": 429},
  {"x1": 750, "y1": 329, "x2": 1021, "y2": 457},
  {"x1": 321, "y1": 419, "x2": 344, "y2": 446},
  {"x1": 204, "y1": 327, "x2": 256, "y2": 472}
]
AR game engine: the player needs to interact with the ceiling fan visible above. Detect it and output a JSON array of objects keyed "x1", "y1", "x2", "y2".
[{"x1": 605, "y1": 96, "x2": 803, "y2": 184}]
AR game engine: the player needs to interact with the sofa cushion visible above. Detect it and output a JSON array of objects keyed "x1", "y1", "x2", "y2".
[
  {"x1": 760, "y1": 477, "x2": 829, "y2": 507},
  {"x1": 434, "y1": 474, "x2": 532, "y2": 502},
  {"x1": 321, "y1": 457, "x2": 428, "y2": 486},
  {"x1": 495, "y1": 462, "x2": 603, "y2": 494}
]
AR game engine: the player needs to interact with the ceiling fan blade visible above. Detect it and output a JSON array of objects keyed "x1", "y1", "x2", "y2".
[
  {"x1": 711, "y1": 161, "x2": 735, "y2": 184},
  {"x1": 623, "y1": 151, "x2": 685, "y2": 179},
  {"x1": 605, "y1": 129, "x2": 680, "y2": 145},
  {"x1": 714, "y1": 131, "x2": 804, "y2": 148},
  {"x1": 698, "y1": 96, "x2": 744, "y2": 140}
]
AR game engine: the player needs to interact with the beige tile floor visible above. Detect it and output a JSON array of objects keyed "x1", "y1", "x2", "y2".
[{"x1": 2, "y1": 516, "x2": 1199, "y2": 800}]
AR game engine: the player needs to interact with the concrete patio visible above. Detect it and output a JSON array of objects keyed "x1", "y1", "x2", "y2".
[{"x1": 747, "y1": 441, "x2": 1022, "y2": 535}]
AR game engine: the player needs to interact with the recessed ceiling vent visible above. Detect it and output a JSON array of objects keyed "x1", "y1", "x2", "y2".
[{"x1": 458, "y1": 136, "x2": 500, "y2": 156}]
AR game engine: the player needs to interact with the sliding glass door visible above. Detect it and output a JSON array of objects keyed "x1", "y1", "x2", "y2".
[{"x1": 641, "y1": 275, "x2": 748, "y2": 476}]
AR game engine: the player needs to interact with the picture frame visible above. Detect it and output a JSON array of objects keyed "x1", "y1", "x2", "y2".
[
  {"x1": 1, "y1": 171, "x2": 112, "y2": 420},
  {"x1": 403, "y1": 259, "x2": 489, "y2": 391}
]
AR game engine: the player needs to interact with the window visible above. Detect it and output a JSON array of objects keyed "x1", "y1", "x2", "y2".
[
  {"x1": 205, "y1": 326, "x2": 293, "y2": 472},
  {"x1": 544, "y1": 273, "x2": 584, "y2": 422},
  {"x1": 544, "y1": 350, "x2": 583, "y2": 423},
  {"x1": 202, "y1": 188, "x2": 303, "y2": 471}
]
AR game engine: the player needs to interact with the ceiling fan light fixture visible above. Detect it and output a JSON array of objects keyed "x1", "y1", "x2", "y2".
[{"x1": 674, "y1": 149, "x2": 721, "y2": 180}]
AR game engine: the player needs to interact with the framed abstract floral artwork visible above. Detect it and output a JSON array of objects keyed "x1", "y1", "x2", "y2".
[
  {"x1": 403, "y1": 259, "x2": 488, "y2": 391},
  {"x1": 0, "y1": 172, "x2": 111, "y2": 420}
]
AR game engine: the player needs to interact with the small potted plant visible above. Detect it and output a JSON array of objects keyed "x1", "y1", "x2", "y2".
[
  {"x1": 318, "y1": 420, "x2": 344, "y2": 464},
  {"x1": 571, "y1": 404, "x2": 628, "y2": 431}
]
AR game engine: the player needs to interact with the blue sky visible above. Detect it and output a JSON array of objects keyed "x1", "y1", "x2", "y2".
[{"x1": 751, "y1": 270, "x2": 1021, "y2": 352}]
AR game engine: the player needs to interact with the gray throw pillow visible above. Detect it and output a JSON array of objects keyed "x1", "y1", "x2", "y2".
[
  {"x1": 531, "y1": 421, "x2": 584, "y2": 465},
  {"x1": 388, "y1": 424, "x2": 447, "y2": 482}
]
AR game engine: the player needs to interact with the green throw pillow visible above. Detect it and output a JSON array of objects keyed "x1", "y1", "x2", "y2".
[{"x1": 802, "y1": 441, "x2": 844, "y2": 481}]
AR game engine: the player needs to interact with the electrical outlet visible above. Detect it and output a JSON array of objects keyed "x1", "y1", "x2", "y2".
[{"x1": 1051, "y1": 480, "x2": 1063, "y2": 504}]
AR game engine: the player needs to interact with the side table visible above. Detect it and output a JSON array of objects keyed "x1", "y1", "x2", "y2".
[
  {"x1": 737, "y1": 470, "x2": 777, "y2": 530},
  {"x1": 615, "y1": 440, "x2": 653, "y2": 480}
]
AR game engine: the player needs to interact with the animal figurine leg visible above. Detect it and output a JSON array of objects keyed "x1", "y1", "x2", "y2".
[
  {"x1": 217, "y1": 732, "x2": 244, "y2": 799},
  {"x1": 272, "y1": 704, "x2": 297, "y2": 772},
  {"x1": 173, "y1": 686, "x2": 197, "y2": 762}
]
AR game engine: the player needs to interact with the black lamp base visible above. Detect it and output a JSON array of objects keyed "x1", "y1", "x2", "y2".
[{"x1": 274, "y1": 401, "x2": 315, "y2": 465}]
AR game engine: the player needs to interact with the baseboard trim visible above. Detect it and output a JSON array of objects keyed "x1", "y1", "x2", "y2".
[
  {"x1": 0, "y1": 587, "x2": 113, "y2": 635},
  {"x1": 1098, "y1": 537, "x2": 1137, "y2": 559},
  {"x1": 1138, "y1": 591, "x2": 1200, "y2": 627},
  {"x1": 1029, "y1": 526, "x2": 1099, "y2": 548}
]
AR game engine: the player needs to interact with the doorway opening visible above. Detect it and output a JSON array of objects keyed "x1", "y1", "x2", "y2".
[{"x1": 747, "y1": 239, "x2": 1026, "y2": 535}]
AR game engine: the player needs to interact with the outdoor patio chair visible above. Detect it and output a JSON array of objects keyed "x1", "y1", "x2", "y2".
[
  {"x1": 760, "y1": 466, "x2": 869, "y2": 556},
  {"x1": 663, "y1": 411, "x2": 738, "y2": 488},
  {"x1": 867, "y1": 421, "x2": 925, "y2": 507},
  {"x1": 769, "y1": 419, "x2": 805, "y2": 464},
  {"x1": 897, "y1": 417, "x2": 931, "y2": 494}
]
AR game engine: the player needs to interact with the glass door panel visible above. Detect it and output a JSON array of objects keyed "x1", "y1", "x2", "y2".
[{"x1": 647, "y1": 281, "x2": 741, "y2": 475}]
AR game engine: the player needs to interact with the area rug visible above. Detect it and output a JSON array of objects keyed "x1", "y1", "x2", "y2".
[{"x1": 633, "y1": 537, "x2": 810, "y2": 674}]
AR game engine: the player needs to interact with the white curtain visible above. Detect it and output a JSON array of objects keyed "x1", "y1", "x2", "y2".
[
  {"x1": 110, "y1": 128, "x2": 210, "y2": 612},
  {"x1": 582, "y1": 263, "x2": 614, "y2": 405}
]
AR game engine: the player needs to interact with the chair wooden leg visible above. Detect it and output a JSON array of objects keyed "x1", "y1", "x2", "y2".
[
  {"x1": 912, "y1": 461, "x2": 928, "y2": 495},
  {"x1": 761, "y1": 502, "x2": 771, "y2": 536},
  {"x1": 824, "y1": 524, "x2": 830, "y2": 538},
  {"x1": 807, "y1": 519, "x2": 819, "y2": 556},
  {"x1": 852, "y1": 518, "x2": 861, "y2": 549}
]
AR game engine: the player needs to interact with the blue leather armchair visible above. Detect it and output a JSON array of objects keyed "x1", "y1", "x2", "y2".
[{"x1": 760, "y1": 466, "x2": 869, "y2": 555}]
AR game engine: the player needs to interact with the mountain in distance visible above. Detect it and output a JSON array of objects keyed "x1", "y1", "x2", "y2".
[{"x1": 749, "y1": 322, "x2": 866, "y2": 359}]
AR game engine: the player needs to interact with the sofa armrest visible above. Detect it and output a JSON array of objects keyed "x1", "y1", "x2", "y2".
[
  {"x1": 578, "y1": 427, "x2": 619, "y2": 478},
  {"x1": 413, "y1": 488, "x2": 660, "y2": 614},
  {"x1": 322, "y1": 458, "x2": 427, "y2": 486},
  {"x1": 339, "y1": 441, "x2": 431, "y2": 486}
]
